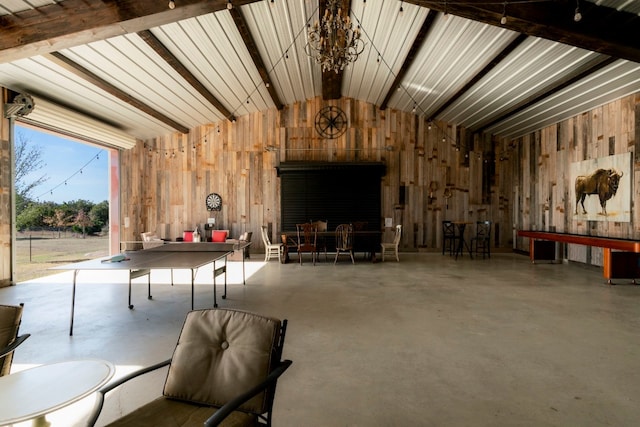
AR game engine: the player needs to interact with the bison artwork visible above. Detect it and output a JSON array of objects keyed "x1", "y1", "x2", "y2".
[{"x1": 574, "y1": 168, "x2": 623, "y2": 216}]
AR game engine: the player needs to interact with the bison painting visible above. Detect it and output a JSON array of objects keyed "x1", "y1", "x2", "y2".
[{"x1": 574, "y1": 168, "x2": 623, "y2": 216}]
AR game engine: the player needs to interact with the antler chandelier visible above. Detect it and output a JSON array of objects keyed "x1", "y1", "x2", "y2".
[{"x1": 306, "y1": 0, "x2": 365, "y2": 73}]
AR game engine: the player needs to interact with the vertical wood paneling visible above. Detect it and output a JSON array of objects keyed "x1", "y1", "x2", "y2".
[
  {"x1": 118, "y1": 94, "x2": 638, "y2": 257},
  {"x1": 0, "y1": 89, "x2": 11, "y2": 286},
  {"x1": 508, "y1": 92, "x2": 639, "y2": 268}
]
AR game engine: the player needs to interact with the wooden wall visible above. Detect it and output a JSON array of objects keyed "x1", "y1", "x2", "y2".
[
  {"x1": 0, "y1": 91, "x2": 636, "y2": 271},
  {"x1": 0, "y1": 88, "x2": 12, "y2": 286},
  {"x1": 121, "y1": 96, "x2": 511, "y2": 253},
  {"x1": 508, "y1": 93, "x2": 640, "y2": 266}
]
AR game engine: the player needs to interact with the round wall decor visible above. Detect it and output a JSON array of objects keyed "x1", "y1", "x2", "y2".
[{"x1": 315, "y1": 106, "x2": 347, "y2": 139}]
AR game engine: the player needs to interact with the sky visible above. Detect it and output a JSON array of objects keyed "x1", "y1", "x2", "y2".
[{"x1": 16, "y1": 125, "x2": 109, "y2": 204}]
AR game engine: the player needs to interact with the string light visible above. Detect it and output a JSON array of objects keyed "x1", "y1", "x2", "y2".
[{"x1": 34, "y1": 149, "x2": 104, "y2": 200}]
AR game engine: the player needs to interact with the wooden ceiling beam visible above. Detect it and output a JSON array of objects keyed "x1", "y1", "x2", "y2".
[
  {"x1": 138, "y1": 30, "x2": 236, "y2": 122},
  {"x1": 228, "y1": 7, "x2": 283, "y2": 110},
  {"x1": 0, "y1": 0, "x2": 261, "y2": 63},
  {"x1": 320, "y1": 0, "x2": 351, "y2": 100},
  {"x1": 46, "y1": 52, "x2": 190, "y2": 134},
  {"x1": 380, "y1": 10, "x2": 438, "y2": 111},
  {"x1": 405, "y1": 0, "x2": 640, "y2": 63}
]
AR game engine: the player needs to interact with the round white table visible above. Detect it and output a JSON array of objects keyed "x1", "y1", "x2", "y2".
[{"x1": 0, "y1": 359, "x2": 115, "y2": 426}]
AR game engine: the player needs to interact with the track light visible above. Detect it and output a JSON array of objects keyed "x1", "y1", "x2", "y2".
[
  {"x1": 500, "y1": 1, "x2": 507, "y2": 25},
  {"x1": 168, "y1": 0, "x2": 175, "y2": 10},
  {"x1": 574, "y1": 0, "x2": 582, "y2": 22}
]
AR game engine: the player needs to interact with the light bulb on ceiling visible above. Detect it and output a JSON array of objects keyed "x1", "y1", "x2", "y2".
[
  {"x1": 500, "y1": 1, "x2": 507, "y2": 25},
  {"x1": 574, "y1": 0, "x2": 582, "y2": 21},
  {"x1": 227, "y1": 0, "x2": 233, "y2": 10},
  {"x1": 168, "y1": 0, "x2": 175, "y2": 10}
]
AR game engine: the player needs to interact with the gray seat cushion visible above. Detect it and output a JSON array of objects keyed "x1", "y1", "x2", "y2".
[
  {"x1": 104, "y1": 397, "x2": 258, "y2": 427},
  {"x1": 163, "y1": 309, "x2": 281, "y2": 414}
]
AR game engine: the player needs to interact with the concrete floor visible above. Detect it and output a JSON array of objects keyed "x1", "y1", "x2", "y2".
[{"x1": 1, "y1": 252, "x2": 639, "y2": 427}]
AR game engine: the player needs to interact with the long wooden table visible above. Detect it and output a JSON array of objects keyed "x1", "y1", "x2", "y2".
[
  {"x1": 280, "y1": 230, "x2": 382, "y2": 263},
  {"x1": 517, "y1": 230, "x2": 640, "y2": 285}
]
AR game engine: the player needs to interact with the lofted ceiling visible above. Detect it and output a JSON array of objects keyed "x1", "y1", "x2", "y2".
[{"x1": 0, "y1": 0, "x2": 639, "y2": 146}]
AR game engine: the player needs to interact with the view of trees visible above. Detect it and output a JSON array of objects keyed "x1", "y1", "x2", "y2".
[{"x1": 14, "y1": 131, "x2": 109, "y2": 236}]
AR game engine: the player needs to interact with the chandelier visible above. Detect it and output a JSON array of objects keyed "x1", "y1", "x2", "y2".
[{"x1": 306, "y1": 0, "x2": 365, "y2": 73}]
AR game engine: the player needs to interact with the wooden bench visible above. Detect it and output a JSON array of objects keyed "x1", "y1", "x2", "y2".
[{"x1": 517, "y1": 231, "x2": 640, "y2": 285}]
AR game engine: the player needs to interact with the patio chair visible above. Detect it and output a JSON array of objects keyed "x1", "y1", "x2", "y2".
[
  {"x1": 87, "y1": 308, "x2": 292, "y2": 427},
  {"x1": 141, "y1": 231, "x2": 164, "y2": 249},
  {"x1": 261, "y1": 226, "x2": 282, "y2": 262},
  {"x1": 381, "y1": 224, "x2": 402, "y2": 262},
  {"x1": 0, "y1": 303, "x2": 30, "y2": 377}
]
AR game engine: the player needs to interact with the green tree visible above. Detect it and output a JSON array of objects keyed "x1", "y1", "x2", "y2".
[
  {"x1": 16, "y1": 202, "x2": 56, "y2": 230},
  {"x1": 89, "y1": 201, "x2": 109, "y2": 233}
]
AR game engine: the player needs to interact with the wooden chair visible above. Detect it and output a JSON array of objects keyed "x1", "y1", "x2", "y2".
[
  {"x1": 0, "y1": 303, "x2": 30, "y2": 377},
  {"x1": 381, "y1": 224, "x2": 402, "y2": 262},
  {"x1": 296, "y1": 223, "x2": 318, "y2": 265},
  {"x1": 334, "y1": 224, "x2": 355, "y2": 264},
  {"x1": 261, "y1": 226, "x2": 282, "y2": 262},
  {"x1": 311, "y1": 220, "x2": 328, "y2": 261},
  {"x1": 471, "y1": 221, "x2": 491, "y2": 258},
  {"x1": 87, "y1": 308, "x2": 292, "y2": 427}
]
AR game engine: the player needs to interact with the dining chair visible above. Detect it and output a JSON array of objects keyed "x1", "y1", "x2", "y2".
[
  {"x1": 311, "y1": 220, "x2": 328, "y2": 261},
  {"x1": 296, "y1": 223, "x2": 318, "y2": 265},
  {"x1": 471, "y1": 221, "x2": 492, "y2": 258},
  {"x1": 87, "y1": 308, "x2": 292, "y2": 427},
  {"x1": 0, "y1": 303, "x2": 30, "y2": 377},
  {"x1": 442, "y1": 221, "x2": 457, "y2": 256},
  {"x1": 334, "y1": 224, "x2": 355, "y2": 264},
  {"x1": 381, "y1": 224, "x2": 402, "y2": 262},
  {"x1": 261, "y1": 226, "x2": 282, "y2": 262}
]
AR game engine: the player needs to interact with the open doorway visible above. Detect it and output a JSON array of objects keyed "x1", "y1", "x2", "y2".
[{"x1": 14, "y1": 125, "x2": 109, "y2": 282}]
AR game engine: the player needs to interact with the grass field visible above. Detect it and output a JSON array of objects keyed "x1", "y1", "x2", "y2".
[{"x1": 15, "y1": 231, "x2": 109, "y2": 282}]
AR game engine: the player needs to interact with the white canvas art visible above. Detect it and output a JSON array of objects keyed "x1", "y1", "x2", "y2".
[{"x1": 570, "y1": 152, "x2": 632, "y2": 222}]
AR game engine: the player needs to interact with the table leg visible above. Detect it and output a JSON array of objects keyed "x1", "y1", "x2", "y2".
[
  {"x1": 31, "y1": 414, "x2": 51, "y2": 427},
  {"x1": 213, "y1": 261, "x2": 218, "y2": 308},
  {"x1": 223, "y1": 258, "x2": 228, "y2": 299},
  {"x1": 69, "y1": 269, "x2": 78, "y2": 336},
  {"x1": 191, "y1": 269, "x2": 196, "y2": 310},
  {"x1": 241, "y1": 254, "x2": 246, "y2": 285}
]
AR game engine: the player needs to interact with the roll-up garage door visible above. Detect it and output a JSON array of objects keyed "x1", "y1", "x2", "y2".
[{"x1": 17, "y1": 97, "x2": 136, "y2": 150}]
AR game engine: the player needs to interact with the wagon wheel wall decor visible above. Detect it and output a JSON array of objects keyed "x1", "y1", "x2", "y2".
[{"x1": 315, "y1": 106, "x2": 347, "y2": 139}]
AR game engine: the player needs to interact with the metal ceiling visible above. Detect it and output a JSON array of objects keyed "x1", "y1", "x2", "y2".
[{"x1": 1, "y1": 0, "x2": 639, "y2": 144}]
